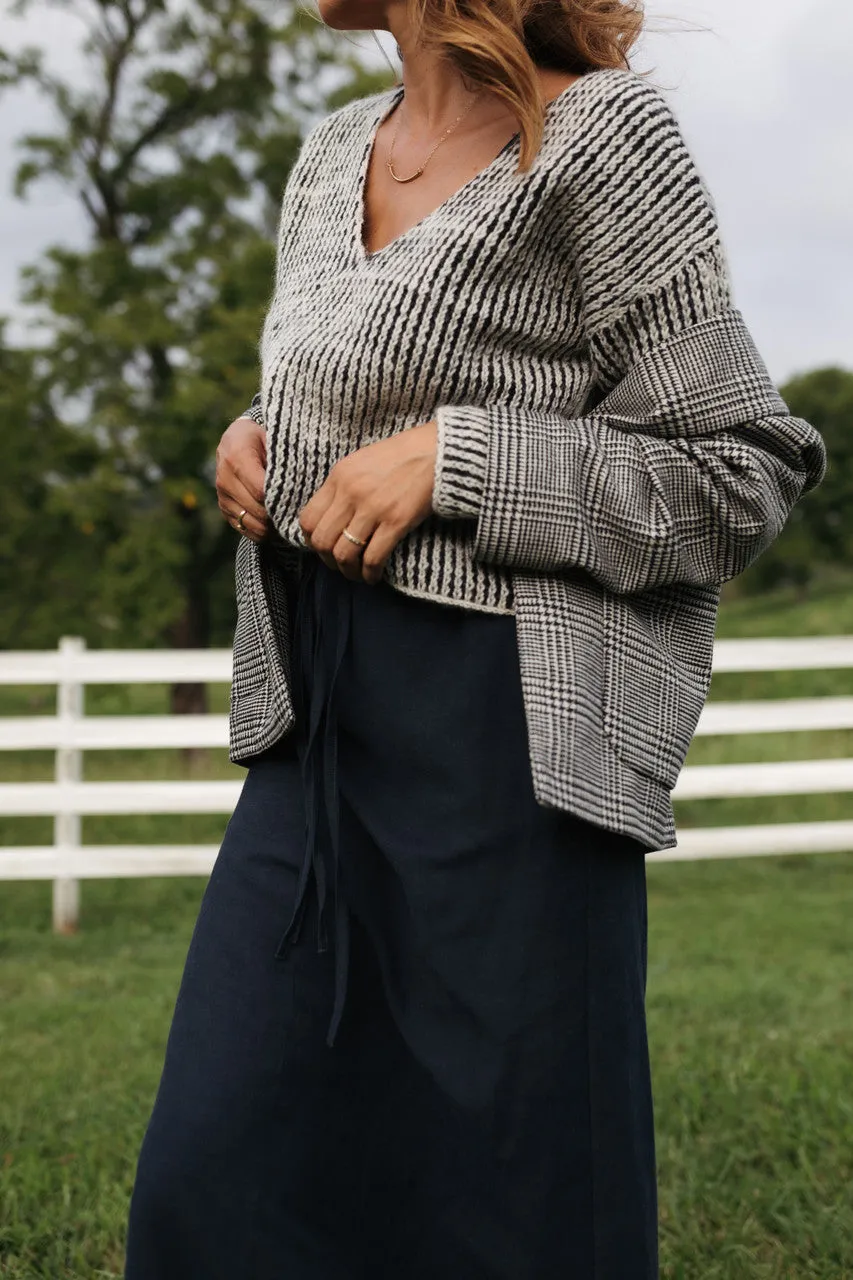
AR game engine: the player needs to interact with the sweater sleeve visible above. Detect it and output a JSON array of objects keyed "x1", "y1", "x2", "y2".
[{"x1": 430, "y1": 75, "x2": 827, "y2": 596}]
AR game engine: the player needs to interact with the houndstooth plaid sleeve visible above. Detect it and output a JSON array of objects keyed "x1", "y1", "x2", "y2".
[
  {"x1": 239, "y1": 392, "x2": 265, "y2": 426},
  {"x1": 432, "y1": 78, "x2": 827, "y2": 595}
]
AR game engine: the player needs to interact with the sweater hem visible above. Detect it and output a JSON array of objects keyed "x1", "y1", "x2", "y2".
[{"x1": 383, "y1": 576, "x2": 516, "y2": 617}]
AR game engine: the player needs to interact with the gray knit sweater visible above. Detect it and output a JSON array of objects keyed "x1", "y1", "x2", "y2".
[
  {"x1": 246, "y1": 67, "x2": 739, "y2": 615},
  {"x1": 231, "y1": 67, "x2": 825, "y2": 847}
]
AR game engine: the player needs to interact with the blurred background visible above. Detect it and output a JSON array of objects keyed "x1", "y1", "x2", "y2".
[{"x1": 0, "y1": 2, "x2": 850, "y2": 1277}]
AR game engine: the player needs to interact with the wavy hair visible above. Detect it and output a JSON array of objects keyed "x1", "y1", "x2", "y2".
[{"x1": 405, "y1": 0, "x2": 645, "y2": 171}]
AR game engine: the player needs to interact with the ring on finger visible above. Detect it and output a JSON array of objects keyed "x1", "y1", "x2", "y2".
[
  {"x1": 342, "y1": 525, "x2": 368, "y2": 550},
  {"x1": 235, "y1": 508, "x2": 248, "y2": 533}
]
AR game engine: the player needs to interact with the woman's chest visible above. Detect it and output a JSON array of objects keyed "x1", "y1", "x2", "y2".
[{"x1": 260, "y1": 169, "x2": 587, "y2": 431}]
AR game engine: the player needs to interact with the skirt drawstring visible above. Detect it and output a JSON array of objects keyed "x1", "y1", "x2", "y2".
[{"x1": 273, "y1": 556, "x2": 352, "y2": 1048}]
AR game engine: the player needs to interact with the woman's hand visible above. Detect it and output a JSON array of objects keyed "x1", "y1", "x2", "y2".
[
  {"x1": 298, "y1": 421, "x2": 438, "y2": 585},
  {"x1": 215, "y1": 416, "x2": 269, "y2": 543}
]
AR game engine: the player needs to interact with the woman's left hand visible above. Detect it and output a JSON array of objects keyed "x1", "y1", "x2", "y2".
[{"x1": 298, "y1": 420, "x2": 439, "y2": 585}]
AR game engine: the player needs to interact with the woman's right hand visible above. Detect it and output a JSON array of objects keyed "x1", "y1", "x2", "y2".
[{"x1": 216, "y1": 416, "x2": 269, "y2": 543}]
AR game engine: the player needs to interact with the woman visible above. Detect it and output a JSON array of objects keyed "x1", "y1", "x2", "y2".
[{"x1": 125, "y1": 0, "x2": 826, "y2": 1275}]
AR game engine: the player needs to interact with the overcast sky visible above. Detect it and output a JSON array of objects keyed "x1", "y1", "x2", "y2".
[{"x1": 0, "y1": 0, "x2": 850, "y2": 384}]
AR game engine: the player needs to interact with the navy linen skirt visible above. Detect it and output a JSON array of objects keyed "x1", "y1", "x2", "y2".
[{"x1": 125, "y1": 554, "x2": 658, "y2": 1279}]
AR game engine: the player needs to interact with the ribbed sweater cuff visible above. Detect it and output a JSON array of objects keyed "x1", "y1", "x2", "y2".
[{"x1": 432, "y1": 405, "x2": 490, "y2": 520}]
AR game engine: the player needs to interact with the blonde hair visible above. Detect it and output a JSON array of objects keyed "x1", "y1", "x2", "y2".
[{"x1": 406, "y1": 0, "x2": 645, "y2": 171}]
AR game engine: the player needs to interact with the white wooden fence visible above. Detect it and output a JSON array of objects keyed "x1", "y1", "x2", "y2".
[{"x1": 2, "y1": 635, "x2": 853, "y2": 932}]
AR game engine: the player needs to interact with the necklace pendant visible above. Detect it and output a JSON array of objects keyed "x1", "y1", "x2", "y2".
[{"x1": 387, "y1": 159, "x2": 425, "y2": 184}]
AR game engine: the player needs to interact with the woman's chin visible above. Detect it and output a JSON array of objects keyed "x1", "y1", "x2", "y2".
[{"x1": 314, "y1": 0, "x2": 385, "y2": 32}]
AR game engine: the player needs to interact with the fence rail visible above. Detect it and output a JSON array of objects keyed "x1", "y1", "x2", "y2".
[{"x1": 2, "y1": 635, "x2": 852, "y2": 931}]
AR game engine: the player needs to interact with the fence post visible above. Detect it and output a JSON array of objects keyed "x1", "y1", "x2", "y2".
[{"x1": 53, "y1": 635, "x2": 85, "y2": 934}]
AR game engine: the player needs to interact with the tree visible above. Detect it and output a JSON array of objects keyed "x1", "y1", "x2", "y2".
[
  {"x1": 0, "y1": 0, "x2": 392, "y2": 708},
  {"x1": 0, "y1": 327, "x2": 109, "y2": 650}
]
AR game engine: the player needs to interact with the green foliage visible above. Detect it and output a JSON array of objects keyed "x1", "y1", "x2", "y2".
[
  {"x1": 0, "y1": 333, "x2": 107, "y2": 649},
  {"x1": 0, "y1": 0, "x2": 395, "y2": 661}
]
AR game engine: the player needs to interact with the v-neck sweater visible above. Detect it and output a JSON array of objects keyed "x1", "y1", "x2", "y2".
[
  {"x1": 232, "y1": 66, "x2": 826, "y2": 846},
  {"x1": 249, "y1": 67, "x2": 724, "y2": 615}
]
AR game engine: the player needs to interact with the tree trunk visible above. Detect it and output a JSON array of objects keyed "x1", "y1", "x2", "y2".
[
  {"x1": 169, "y1": 601, "x2": 209, "y2": 715},
  {"x1": 168, "y1": 523, "x2": 211, "y2": 768}
]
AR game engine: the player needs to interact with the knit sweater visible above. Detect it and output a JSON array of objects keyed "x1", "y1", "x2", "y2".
[
  {"x1": 246, "y1": 67, "x2": 731, "y2": 615},
  {"x1": 230, "y1": 67, "x2": 825, "y2": 849}
]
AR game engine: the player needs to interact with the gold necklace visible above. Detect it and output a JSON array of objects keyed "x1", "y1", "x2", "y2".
[{"x1": 386, "y1": 87, "x2": 485, "y2": 184}]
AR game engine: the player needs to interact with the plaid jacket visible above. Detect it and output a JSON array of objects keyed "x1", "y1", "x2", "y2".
[{"x1": 228, "y1": 71, "x2": 826, "y2": 852}]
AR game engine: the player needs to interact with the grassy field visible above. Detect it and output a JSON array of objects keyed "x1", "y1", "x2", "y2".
[
  {"x1": 2, "y1": 862, "x2": 851, "y2": 1279},
  {"x1": 1, "y1": 577, "x2": 852, "y2": 1277}
]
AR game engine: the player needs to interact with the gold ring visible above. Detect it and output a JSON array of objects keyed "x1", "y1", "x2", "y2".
[
  {"x1": 235, "y1": 508, "x2": 248, "y2": 533},
  {"x1": 342, "y1": 526, "x2": 367, "y2": 548}
]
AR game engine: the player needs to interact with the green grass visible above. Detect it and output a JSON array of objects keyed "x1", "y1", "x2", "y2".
[
  {"x1": 1, "y1": 862, "x2": 851, "y2": 1278},
  {"x1": 2, "y1": 577, "x2": 853, "y2": 1276},
  {"x1": 0, "y1": 878, "x2": 207, "y2": 1280},
  {"x1": 647, "y1": 856, "x2": 853, "y2": 1278}
]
